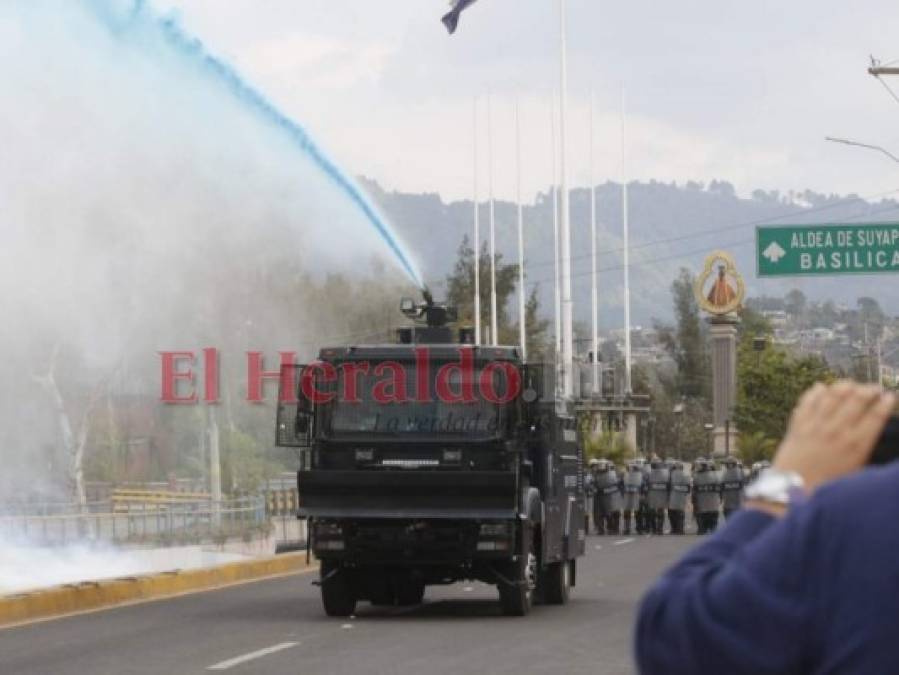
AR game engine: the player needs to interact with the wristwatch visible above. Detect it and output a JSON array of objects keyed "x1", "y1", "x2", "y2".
[{"x1": 744, "y1": 468, "x2": 806, "y2": 506}]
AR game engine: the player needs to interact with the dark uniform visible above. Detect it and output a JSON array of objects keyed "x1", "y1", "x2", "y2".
[
  {"x1": 692, "y1": 459, "x2": 722, "y2": 535},
  {"x1": 646, "y1": 461, "x2": 671, "y2": 535},
  {"x1": 720, "y1": 458, "x2": 745, "y2": 520},
  {"x1": 592, "y1": 460, "x2": 623, "y2": 535},
  {"x1": 637, "y1": 459, "x2": 652, "y2": 534},
  {"x1": 749, "y1": 460, "x2": 771, "y2": 485},
  {"x1": 621, "y1": 462, "x2": 644, "y2": 535},
  {"x1": 584, "y1": 469, "x2": 596, "y2": 532},
  {"x1": 667, "y1": 462, "x2": 691, "y2": 534}
]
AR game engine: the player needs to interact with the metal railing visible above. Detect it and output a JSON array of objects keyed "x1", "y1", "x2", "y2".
[{"x1": 0, "y1": 497, "x2": 267, "y2": 546}]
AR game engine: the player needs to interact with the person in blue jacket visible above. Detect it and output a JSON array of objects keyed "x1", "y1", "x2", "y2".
[{"x1": 635, "y1": 381, "x2": 897, "y2": 675}]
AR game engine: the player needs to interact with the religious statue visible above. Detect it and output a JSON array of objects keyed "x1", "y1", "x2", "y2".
[{"x1": 696, "y1": 251, "x2": 745, "y2": 316}]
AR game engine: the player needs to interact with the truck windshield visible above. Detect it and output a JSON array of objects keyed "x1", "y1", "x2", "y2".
[{"x1": 327, "y1": 362, "x2": 510, "y2": 437}]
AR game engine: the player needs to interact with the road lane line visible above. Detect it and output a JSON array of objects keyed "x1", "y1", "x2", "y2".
[
  {"x1": 613, "y1": 538, "x2": 635, "y2": 546},
  {"x1": 207, "y1": 642, "x2": 299, "y2": 671}
]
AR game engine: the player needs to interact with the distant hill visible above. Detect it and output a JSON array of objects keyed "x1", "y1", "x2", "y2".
[{"x1": 363, "y1": 178, "x2": 899, "y2": 327}]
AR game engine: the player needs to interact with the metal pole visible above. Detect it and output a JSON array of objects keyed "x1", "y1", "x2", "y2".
[
  {"x1": 869, "y1": 66, "x2": 899, "y2": 76},
  {"x1": 208, "y1": 406, "x2": 222, "y2": 528},
  {"x1": 621, "y1": 86, "x2": 633, "y2": 394},
  {"x1": 488, "y1": 91, "x2": 498, "y2": 346},
  {"x1": 558, "y1": 0, "x2": 574, "y2": 398},
  {"x1": 551, "y1": 97, "x2": 561, "y2": 369},
  {"x1": 516, "y1": 98, "x2": 527, "y2": 361},
  {"x1": 590, "y1": 89, "x2": 599, "y2": 397},
  {"x1": 473, "y1": 97, "x2": 481, "y2": 345}
]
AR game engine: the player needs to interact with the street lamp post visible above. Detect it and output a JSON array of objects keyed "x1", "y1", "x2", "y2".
[{"x1": 825, "y1": 136, "x2": 899, "y2": 165}]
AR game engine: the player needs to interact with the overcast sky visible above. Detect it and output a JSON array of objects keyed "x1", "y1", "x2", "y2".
[{"x1": 156, "y1": 0, "x2": 899, "y2": 204}]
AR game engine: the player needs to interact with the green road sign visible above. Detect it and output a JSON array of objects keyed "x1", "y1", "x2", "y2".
[{"x1": 756, "y1": 223, "x2": 899, "y2": 277}]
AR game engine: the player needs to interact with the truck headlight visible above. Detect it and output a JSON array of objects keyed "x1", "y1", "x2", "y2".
[
  {"x1": 476, "y1": 541, "x2": 510, "y2": 551},
  {"x1": 317, "y1": 540, "x2": 346, "y2": 551},
  {"x1": 315, "y1": 522, "x2": 343, "y2": 537},
  {"x1": 442, "y1": 449, "x2": 462, "y2": 463},
  {"x1": 479, "y1": 523, "x2": 510, "y2": 537}
]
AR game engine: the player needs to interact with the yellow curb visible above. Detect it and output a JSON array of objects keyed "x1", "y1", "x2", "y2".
[{"x1": 0, "y1": 552, "x2": 317, "y2": 629}]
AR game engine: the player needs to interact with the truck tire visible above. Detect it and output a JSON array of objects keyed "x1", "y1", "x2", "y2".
[
  {"x1": 499, "y1": 526, "x2": 537, "y2": 616},
  {"x1": 395, "y1": 580, "x2": 425, "y2": 606},
  {"x1": 543, "y1": 558, "x2": 572, "y2": 605},
  {"x1": 320, "y1": 561, "x2": 356, "y2": 617}
]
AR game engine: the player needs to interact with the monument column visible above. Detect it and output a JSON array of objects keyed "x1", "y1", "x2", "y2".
[
  {"x1": 695, "y1": 250, "x2": 745, "y2": 458},
  {"x1": 709, "y1": 315, "x2": 739, "y2": 456}
]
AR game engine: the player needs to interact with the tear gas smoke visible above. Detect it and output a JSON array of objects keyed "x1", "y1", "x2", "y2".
[{"x1": 0, "y1": 0, "x2": 419, "y2": 502}]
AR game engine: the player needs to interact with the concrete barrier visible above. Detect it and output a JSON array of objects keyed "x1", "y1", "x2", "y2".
[{"x1": 0, "y1": 552, "x2": 316, "y2": 628}]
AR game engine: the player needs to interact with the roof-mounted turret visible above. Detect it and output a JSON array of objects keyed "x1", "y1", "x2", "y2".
[{"x1": 398, "y1": 289, "x2": 471, "y2": 345}]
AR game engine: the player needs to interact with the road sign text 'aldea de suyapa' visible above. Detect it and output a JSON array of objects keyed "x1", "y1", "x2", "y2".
[{"x1": 756, "y1": 223, "x2": 899, "y2": 277}]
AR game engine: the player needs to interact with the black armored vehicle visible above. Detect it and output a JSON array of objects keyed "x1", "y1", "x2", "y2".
[{"x1": 275, "y1": 295, "x2": 585, "y2": 616}]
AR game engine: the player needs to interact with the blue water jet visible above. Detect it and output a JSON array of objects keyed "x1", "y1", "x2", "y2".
[{"x1": 87, "y1": 0, "x2": 424, "y2": 289}]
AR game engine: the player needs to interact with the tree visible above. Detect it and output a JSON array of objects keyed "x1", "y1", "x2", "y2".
[
  {"x1": 784, "y1": 289, "x2": 807, "y2": 321},
  {"x1": 739, "y1": 431, "x2": 778, "y2": 465},
  {"x1": 520, "y1": 286, "x2": 550, "y2": 359},
  {"x1": 857, "y1": 296, "x2": 885, "y2": 342},
  {"x1": 662, "y1": 268, "x2": 710, "y2": 400},
  {"x1": 734, "y1": 342, "x2": 834, "y2": 442},
  {"x1": 446, "y1": 235, "x2": 523, "y2": 345},
  {"x1": 581, "y1": 423, "x2": 633, "y2": 466}
]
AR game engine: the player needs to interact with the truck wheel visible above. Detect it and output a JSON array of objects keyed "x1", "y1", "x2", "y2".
[
  {"x1": 543, "y1": 558, "x2": 571, "y2": 605},
  {"x1": 499, "y1": 528, "x2": 537, "y2": 616},
  {"x1": 320, "y1": 561, "x2": 356, "y2": 617},
  {"x1": 395, "y1": 580, "x2": 425, "y2": 606}
]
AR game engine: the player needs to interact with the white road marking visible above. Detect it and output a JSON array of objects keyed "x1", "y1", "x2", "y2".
[
  {"x1": 613, "y1": 538, "x2": 635, "y2": 546},
  {"x1": 594, "y1": 544, "x2": 602, "y2": 550},
  {"x1": 207, "y1": 642, "x2": 299, "y2": 671},
  {"x1": 463, "y1": 586, "x2": 474, "y2": 592},
  {"x1": 341, "y1": 624, "x2": 354, "y2": 629}
]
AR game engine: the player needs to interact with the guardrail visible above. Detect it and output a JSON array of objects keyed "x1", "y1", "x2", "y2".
[
  {"x1": 110, "y1": 489, "x2": 212, "y2": 513},
  {"x1": 0, "y1": 497, "x2": 266, "y2": 546}
]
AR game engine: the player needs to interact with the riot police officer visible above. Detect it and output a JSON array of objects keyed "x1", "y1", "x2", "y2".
[
  {"x1": 749, "y1": 459, "x2": 771, "y2": 484},
  {"x1": 587, "y1": 459, "x2": 601, "y2": 534},
  {"x1": 720, "y1": 456, "x2": 745, "y2": 520},
  {"x1": 593, "y1": 459, "x2": 623, "y2": 535},
  {"x1": 637, "y1": 457, "x2": 652, "y2": 534},
  {"x1": 646, "y1": 458, "x2": 671, "y2": 535},
  {"x1": 667, "y1": 461, "x2": 691, "y2": 534},
  {"x1": 621, "y1": 461, "x2": 644, "y2": 535},
  {"x1": 585, "y1": 460, "x2": 597, "y2": 531},
  {"x1": 692, "y1": 458, "x2": 722, "y2": 534}
]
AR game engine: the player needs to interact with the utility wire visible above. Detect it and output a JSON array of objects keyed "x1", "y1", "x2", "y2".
[
  {"x1": 424, "y1": 187, "x2": 899, "y2": 288},
  {"x1": 521, "y1": 200, "x2": 899, "y2": 291},
  {"x1": 873, "y1": 74, "x2": 899, "y2": 109},
  {"x1": 500, "y1": 186, "x2": 899, "y2": 275}
]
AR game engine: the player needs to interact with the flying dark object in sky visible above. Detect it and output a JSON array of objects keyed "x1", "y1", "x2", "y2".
[{"x1": 442, "y1": 0, "x2": 480, "y2": 35}]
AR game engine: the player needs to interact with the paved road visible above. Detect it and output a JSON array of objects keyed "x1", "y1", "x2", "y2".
[{"x1": 0, "y1": 535, "x2": 698, "y2": 675}]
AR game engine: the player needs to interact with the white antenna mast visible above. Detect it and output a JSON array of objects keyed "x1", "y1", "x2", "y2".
[
  {"x1": 590, "y1": 89, "x2": 599, "y2": 397},
  {"x1": 551, "y1": 96, "x2": 561, "y2": 376},
  {"x1": 621, "y1": 86, "x2": 632, "y2": 394},
  {"x1": 558, "y1": 0, "x2": 574, "y2": 398},
  {"x1": 516, "y1": 99, "x2": 527, "y2": 361},
  {"x1": 488, "y1": 91, "x2": 498, "y2": 346},
  {"x1": 472, "y1": 96, "x2": 481, "y2": 345}
]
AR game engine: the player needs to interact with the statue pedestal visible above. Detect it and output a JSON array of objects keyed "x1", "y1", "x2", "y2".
[{"x1": 709, "y1": 315, "x2": 739, "y2": 456}]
